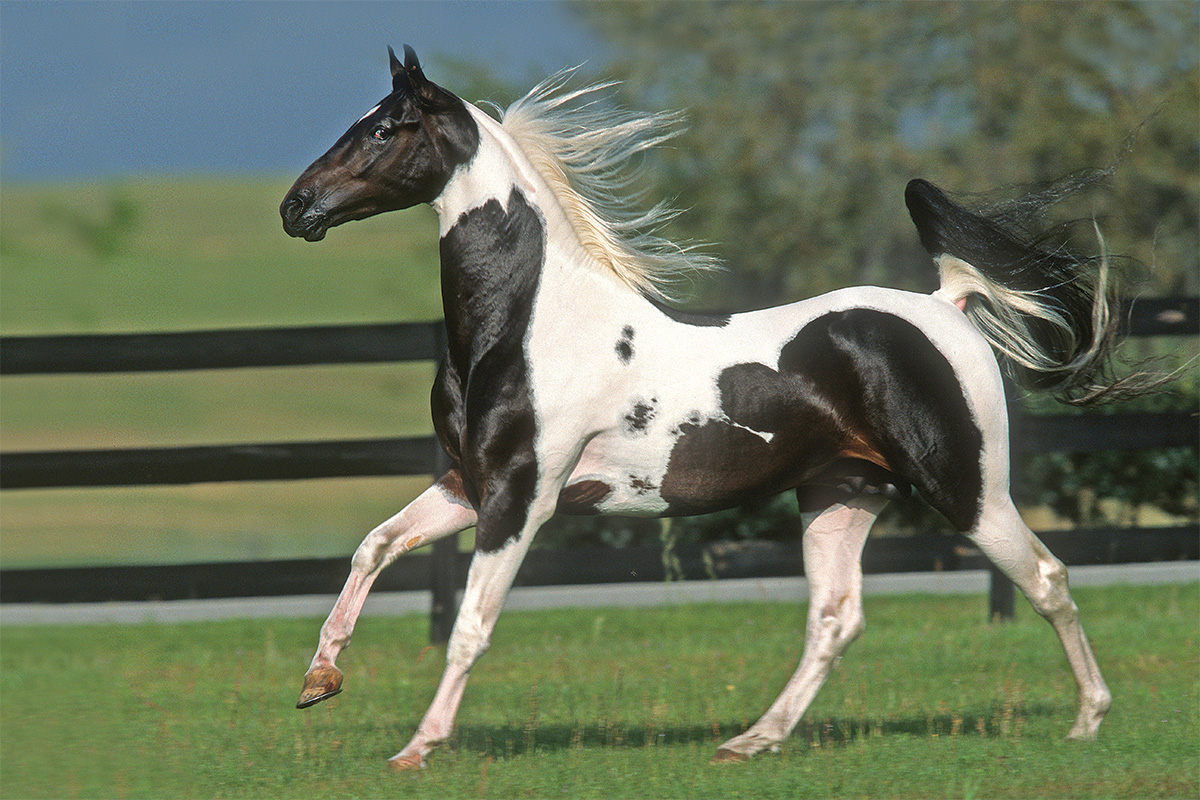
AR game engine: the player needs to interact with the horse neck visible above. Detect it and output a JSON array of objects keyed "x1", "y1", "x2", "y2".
[{"x1": 433, "y1": 106, "x2": 630, "y2": 371}]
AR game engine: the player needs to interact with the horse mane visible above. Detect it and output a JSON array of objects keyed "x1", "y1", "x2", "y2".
[{"x1": 491, "y1": 69, "x2": 718, "y2": 300}]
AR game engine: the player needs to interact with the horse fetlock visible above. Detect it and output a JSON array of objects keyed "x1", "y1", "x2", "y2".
[
  {"x1": 1068, "y1": 688, "x2": 1111, "y2": 740},
  {"x1": 387, "y1": 752, "x2": 428, "y2": 771},
  {"x1": 297, "y1": 665, "x2": 344, "y2": 708},
  {"x1": 1066, "y1": 718, "x2": 1102, "y2": 741},
  {"x1": 389, "y1": 733, "x2": 444, "y2": 771},
  {"x1": 713, "y1": 729, "x2": 782, "y2": 762},
  {"x1": 711, "y1": 747, "x2": 751, "y2": 764}
]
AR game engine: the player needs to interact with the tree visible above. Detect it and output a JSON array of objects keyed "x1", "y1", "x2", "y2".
[{"x1": 574, "y1": 0, "x2": 1198, "y2": 307}]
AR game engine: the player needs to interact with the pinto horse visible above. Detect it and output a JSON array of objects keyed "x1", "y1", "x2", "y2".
[{"x1": 282, "y1": 46, "x2": 1126, "y2": 769}]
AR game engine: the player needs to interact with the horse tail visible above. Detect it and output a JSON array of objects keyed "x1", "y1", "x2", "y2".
[{"x1": 904, "y1": 177, "x2": 1165, "y2": 406}]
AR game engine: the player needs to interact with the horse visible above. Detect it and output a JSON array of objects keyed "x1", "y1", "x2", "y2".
[{"x1": 281, "y1": 45, "x2": 1134, "y2": 769}]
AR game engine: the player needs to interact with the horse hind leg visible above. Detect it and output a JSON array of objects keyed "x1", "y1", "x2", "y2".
[
  {"x1": 297, "y1": 475, "x2": 477, "y2": 709},
  {"x1": 969, "y1": 493, "x2": 1111, "y2": 739},
  {"x1": 715, "y1": 495, "x2": 887, "y2": 762}
]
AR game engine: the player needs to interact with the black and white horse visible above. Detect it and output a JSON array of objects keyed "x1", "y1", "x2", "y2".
[{"x1": 281, "y1": 46, "x2": 1129, "y2": 769}]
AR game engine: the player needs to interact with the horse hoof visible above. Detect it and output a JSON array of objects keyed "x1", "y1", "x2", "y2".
[
  {"x1": 387, "y1": 753, "x2": 427, "y2": 771},
  {"x1": 711, "y1": 747, "x2": 751, "y2": 764},
  {"x1": 296, "y1": 665, "x2": 344, "y2": 708}
]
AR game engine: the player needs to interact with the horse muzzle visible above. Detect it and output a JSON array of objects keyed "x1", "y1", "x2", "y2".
[{"x1": 280, "y1": 188, "x2": 331, "y2": 242}]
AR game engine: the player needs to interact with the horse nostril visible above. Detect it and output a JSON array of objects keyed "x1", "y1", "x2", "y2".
[{"x1": 281, "y1": 191, "x2": 311, "y2": 226}]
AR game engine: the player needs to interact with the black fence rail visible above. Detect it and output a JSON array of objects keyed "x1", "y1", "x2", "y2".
[
  {"x1": 2, "y1": 297, "x2": 1196, "y2": 629},
  {"x1": 2, "y1": 526, "x2": 1195, "y2": 606}
]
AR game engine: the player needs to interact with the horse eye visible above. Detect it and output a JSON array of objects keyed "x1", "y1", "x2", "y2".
[{"x1": 372, "y1": 126, "x2": 392, "y2": 142}]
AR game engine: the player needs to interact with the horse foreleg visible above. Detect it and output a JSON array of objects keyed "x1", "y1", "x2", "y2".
[
  {"x1": 715, "y1": 496, "x2": 885, "y2": 762},
  {"x1": 388, "y1": 494, "x2": 557, "y2": 770},
  {"x1": 297, "y1": 474, "x2": 477, "y2": 708},
  {"x1": 969, "y1": 495, "x2": 1111, "y2": 739}
]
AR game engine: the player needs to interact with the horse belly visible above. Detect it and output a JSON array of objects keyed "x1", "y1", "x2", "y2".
[
  {"x1": 557, "y1": 430, "x2": 675, "y2": 516},
  {"x1": 557, "y1": 402, "x2": 844, "y2": 518}
]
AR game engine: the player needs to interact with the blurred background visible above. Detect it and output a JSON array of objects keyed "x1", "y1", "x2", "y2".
[{"x1": 1, "y1": 1, "x2": 1196, "y2": 569}]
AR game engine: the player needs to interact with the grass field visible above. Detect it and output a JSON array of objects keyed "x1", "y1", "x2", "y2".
[{"x1": 1, "y1": 584, "x2": 1196, "y2": 799}]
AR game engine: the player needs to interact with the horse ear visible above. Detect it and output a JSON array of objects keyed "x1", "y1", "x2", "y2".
[
  {"x1": 389, "y1": 44, "x2": 432, "y2": 97},
  {"x1": 403, "y1": 44, "x2": 422, "y2": 74},
  {"x1": 388, "y1": 45, "x2": 404, "y2": 80},
  {"x1": 388, "y1": 43, "x2": 464, "y2": 114},
  {"x1": 388, "y1": 45, "x2": 411, "y2": 94}
]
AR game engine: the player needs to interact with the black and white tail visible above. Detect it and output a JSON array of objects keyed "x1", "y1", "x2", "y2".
[{"x1": 905, "y1": 178, "x2": 1162, "y2": 406}]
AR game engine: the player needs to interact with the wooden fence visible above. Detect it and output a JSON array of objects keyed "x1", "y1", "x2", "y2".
[{"x1": 2, "y1": 297, "x2": 1196, "y2": 636}]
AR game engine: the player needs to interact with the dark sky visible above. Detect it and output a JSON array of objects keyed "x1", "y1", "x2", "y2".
[{"x1": 0, "y1": 1, "x2": 605, "y2": 181}]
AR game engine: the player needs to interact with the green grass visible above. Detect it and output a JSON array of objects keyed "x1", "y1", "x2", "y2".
[
  {"x1": 0, "y1": 178, "x2": 445, "y2": 333},
  {"x1": 1, "y1": 177, "x2": 446, "y2": 566},
  {"x1": 1, "y1": 584, "x2": 1196, "y2": 799}
]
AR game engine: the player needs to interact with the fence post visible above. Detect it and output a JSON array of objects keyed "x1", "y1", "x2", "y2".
[
  {"x1": 990, "y1": 377, "x2": 1020, "y2": 622},
  {"x1": 429, "y1": 323, "x2": 459, "y2": 644}
]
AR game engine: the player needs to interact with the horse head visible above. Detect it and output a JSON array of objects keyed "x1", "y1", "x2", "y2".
[{"x1": 280, "y1": 45, "x2": 479, "y2": 241}]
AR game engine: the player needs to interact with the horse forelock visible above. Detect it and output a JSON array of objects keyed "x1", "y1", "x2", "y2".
[{"x1": 482, "y1": 70, "x2": 719, "y2": 301}]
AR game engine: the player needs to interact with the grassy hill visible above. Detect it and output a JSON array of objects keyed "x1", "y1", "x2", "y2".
[{"x1": 1, "y1": 177, "x2": 449, "y2": 567}]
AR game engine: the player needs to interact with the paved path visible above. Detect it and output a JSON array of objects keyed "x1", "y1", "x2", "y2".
[{"x1": 2, "y1": 561, "x2": 1195, "y2": 626}]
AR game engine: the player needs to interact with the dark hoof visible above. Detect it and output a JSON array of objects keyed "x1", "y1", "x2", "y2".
[{"x1": 296, "y1": 665, "x2": 344, "y2": 708}]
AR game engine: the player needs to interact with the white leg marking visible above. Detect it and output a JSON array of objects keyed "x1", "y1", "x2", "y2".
[
  {"x1": 969, "y1": 496, "x2": 1112, "y2": 739},
  {"x1": 302, "y1": 479, "x2": 476, "y2": 693},
  {"x1": 389, "y1": 491, "x2": 561, "y2": 768},
  {"x1": 716, "y1": 496, "x2": 886, "y2": 760}
]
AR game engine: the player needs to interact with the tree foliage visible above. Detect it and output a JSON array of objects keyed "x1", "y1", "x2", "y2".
[{"x1": 574, "y1": 0, "x2": 1198, "y2": 307}]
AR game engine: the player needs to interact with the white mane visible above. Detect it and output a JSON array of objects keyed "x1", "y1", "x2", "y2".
[{"x1": 491, "y1": 69, "x2": 718, "y2": 301}]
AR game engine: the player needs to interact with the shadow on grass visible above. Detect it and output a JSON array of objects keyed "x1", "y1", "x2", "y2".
[{"x1": 442, "y1": 701, "x2": 1063, "y2": 759}]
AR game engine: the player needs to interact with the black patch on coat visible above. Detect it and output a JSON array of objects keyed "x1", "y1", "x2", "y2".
[
  {"x1": 650, "y1": 298, "x2": 732, "y2": 327},
  {"x1": 629, "y1": 475, "x2": 658, "y2": 495},
  {"x1": 668, "y1": 411, "x2": 705, "y2": 439},
  {"x1": 616, "y1": 325, "x2": 635, "y2": 363},
  {"x1": 659, "y1": 309, "x2": 983, "y2": 530},
  {"x1": 624, "y1": 398, "x2": 658, "y2": 434},
  {"x1": 557, "y1": 479, "x2": 613, "y2": 514},
  {"x1": 431, "y1": 355, "x2": 466, "y2": 466},
  {"x1": 436, "y1": 188, "x2": 545, "y2": 552}
]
